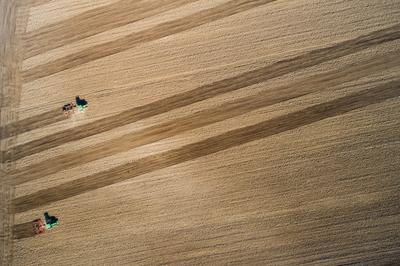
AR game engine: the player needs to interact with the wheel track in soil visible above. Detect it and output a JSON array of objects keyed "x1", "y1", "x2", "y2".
[
  {"x1": 13, "y1": 78, "x2": 400, "y2": 213},
  {"x1": 8, "y1": 1, "x2": 400, "y2": 264},
  {"x1": 0, "y1": 1, "x2": 29, "y2": 264},
  {"x1": 3, "y1": 23, "x2": 400, "y2": 162},
  {"x1": 9, "y1": 53, "x2": 400, "y2": 185}
]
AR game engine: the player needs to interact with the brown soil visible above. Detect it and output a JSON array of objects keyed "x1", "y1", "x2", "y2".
[{"x1": 1, "y1": 0, "x2": 400, "y2": 265}]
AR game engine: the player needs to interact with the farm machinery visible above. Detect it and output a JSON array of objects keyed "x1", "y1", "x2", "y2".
[
  {"x1": 32, "y1": 212, "x2": 59, "y2": 235},
  {"x1": 62, "y1": 95, "x2": 88, "y2": 117}
]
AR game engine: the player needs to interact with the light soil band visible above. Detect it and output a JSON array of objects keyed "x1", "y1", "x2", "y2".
[
  {"x1": 10, "y1": 54, "x2": 400, "y2": 185},
  {"x1": 13, "y1": 79, "x2": 400, "y2": 213},
  {"x1": 6, "y1": 24, "x2": 400, "y2": 162}
]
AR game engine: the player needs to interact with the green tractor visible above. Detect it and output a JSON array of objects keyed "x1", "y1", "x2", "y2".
[
  {"x1": 44, "y1": 212, "x2": 59, "y2": 230},
  {"x1": 75, "y1": 96, "x2": 88, "y2": 111},
  {"x1": 62, "y1": 96, "x2": 88, "y2": 117},
  {"x1": 32, "y1": 212, "x2": 59, "y2": 235}
]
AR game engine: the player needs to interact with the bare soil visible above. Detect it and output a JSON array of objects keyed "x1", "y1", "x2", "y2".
[{"x1": 1, "y1": 0, "x2": 400, "y2": 265}]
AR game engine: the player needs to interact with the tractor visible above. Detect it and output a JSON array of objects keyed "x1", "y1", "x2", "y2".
[
  {"x1": 62, "y1": 95, "x2": 88, "y2": 117},
  {"x1": 32, "y1": 212, "x2": 59, "y2": 235},
  {"x1": 75, "y1": 96, "x2": 88, "y2": 111}
]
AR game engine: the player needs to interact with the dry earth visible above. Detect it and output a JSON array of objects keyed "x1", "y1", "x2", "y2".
[{"x1": 1, "y1": 0, "x2": 400, "y2": 265}]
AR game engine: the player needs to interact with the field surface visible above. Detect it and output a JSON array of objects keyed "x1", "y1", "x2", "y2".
[{"x1": 1, "y1": 0, "x2": 400, "y2": 265}]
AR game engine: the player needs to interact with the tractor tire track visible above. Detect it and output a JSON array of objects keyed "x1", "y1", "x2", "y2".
[
  {"x1": 23, "y1": 0, "x2": 198, "y2": 59},
  {"x1": 13, "y1": 79, "x2": 400, "y2": 213},
  {"x1": 13, "y1": 221, "x2": 35, "y2": 240},
  {"x1": 21, "y1": 0, "x2": 278, "y2": 82},
  {"x1": 0, "y1": 1, "x2": 29, "y2": 264},
  {"x1": 0, "y1": 108, "x2": 64, "y2": 140},
  {"x1": 0, "y1": 0, "x2": 18, "y2": 263},
  {"x1": 11, "y1": 54, "x2": 399, "y2": 185},
  {"x1": 5, "y1": 24, "x2": 400, "y2": 163}
]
